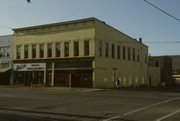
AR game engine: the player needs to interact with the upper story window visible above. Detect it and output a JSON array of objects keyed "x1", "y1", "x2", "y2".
[
  {"x1": 74, "y1": 41, "x2": 79, "y2": 56},
  {"x1": 145, "y1": 53, "x2": 147, "y2": 63},
  {"x1": 32, "y1": 44, "x2": 36, "y2": 58},
  {"x1": 117, "y1": 45, "x2": 121, "y2": 59},
  {"x1": 56, "y1": 43, "x2": 61, "y2": 57},
  {"x1": 132, "y1": 48, "x2": 135, "y2": 61},
  {"x1": 0, "y1": 47, "x2": 10, "y2": 58},
  {"x1": 98, "y1": 40, "x2": 102, "y2": 57},
  {"x1": 16, "y1": 45, "x2": 21, "y2": 59},
  {"x1": 128, "y1": 47, "x2": 131, "y2": 61},
  {"x1": 123, "y1": 46, "x2": 126, "y2": 60},
  {"x1": 84, "y1": 40, "x2": 89, "y2": 56},
  {"x1": 39, "y1": 44, "x2": 44, "y2": 58},
  {"x1": 136, "y1": 49, "x2": 140, "y2": 62},
  {"x1": 112, "y1": 44, "x2": 115, "y2": 59},
  {"x1": 64, "y1": 42, "x2": 69, "y2": 57},
  {"x1": 47, "y1": 43, "x2": 52, "y2": 58},
  {"x1": 24, "y1": 45, "x2": 29, "y2": 59},
  {"x1": 105, "y1": 42, "x2": 109, "y2": 57}
]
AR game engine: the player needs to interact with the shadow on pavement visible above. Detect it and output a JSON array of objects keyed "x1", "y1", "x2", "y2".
[{"x1": 0, "y1": 108, "x2": 105, "y2": 121}]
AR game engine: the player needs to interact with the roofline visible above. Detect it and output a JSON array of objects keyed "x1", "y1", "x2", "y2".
[
  {"x1": 12, "y1": 17, "x2": 100, "y2": 31},
  {"x1": 0, "y1": 34, "x2": 13, "y2": 37}
]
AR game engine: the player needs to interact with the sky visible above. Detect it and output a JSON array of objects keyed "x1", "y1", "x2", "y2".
[{"x1": 0, "y1": 0, "x2": 180, "y2": 56}]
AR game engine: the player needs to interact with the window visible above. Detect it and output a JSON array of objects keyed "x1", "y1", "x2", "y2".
[
  {"x1": 56, "y1": 43, "x2": 60, "y2": 57},
  {"x1": 145, "y1": 54, "x2": 147, "y2": 63},
  {"x1": 0, "y1": 47, "x2": 10, "y2": 58},
  {"x1": 132, "y1": 48, "x2": 135, "y2": 61},
  {"x1": 47, "y1": 43, "x2": 52, "y2": 58},
  {"x1": 32, "y1": 44, "x2": 36, "y2": 58},
  {"x1": 24, "y1": 45, "x2": 28, "y2": 59},
  {"x1": 123, "y1": 46, "x2": 126, "y2": 60},
  {"x1": 39, "y1": 44, "x2": 44, "y2": 58},
  {"x1": 64, "y1": 42, "x2": 69, "y2": 57},
  {"x1": 117, "y1": 45, "x2": 121, "y2": 59},
  {"x1": 84, "y1": 40, "x2": 89, "y2": 56},
  {"x1": 112, "y1": 44, "x2": 115, "y2": 58},
  {"x1": 16, "y1": 45, "x2": 21, "y2": 59},
  {"x1": 74, "y1": 41, "x2": 79, "y2": 56},
  {"x1": 137, "y1": 49, "x2": 140, "y2": 62},
  {"x1": 128, "y1": 47, "x2": 131, "y2": 61},
  {"x1": 105, "y1": 42, "x2": 109, "y2": 57},
  {"x1": 0, "y1": 47, "x2": 2, "y2": 57},
  {"x1": 98, "y1": 40, "x2": 102, "y2": 57}
]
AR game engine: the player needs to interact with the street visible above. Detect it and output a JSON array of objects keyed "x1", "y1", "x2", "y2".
[{"x1": 0, "y1": 87, "x2": 180, "y2": 121}]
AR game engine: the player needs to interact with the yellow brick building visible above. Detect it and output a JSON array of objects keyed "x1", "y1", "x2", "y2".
[{"x1": 12, "y1": 18, "x2": 148, "y2": 88}]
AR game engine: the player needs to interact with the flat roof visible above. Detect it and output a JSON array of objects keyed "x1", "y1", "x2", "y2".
[{"x1": 12, "y1": 17, "x2": 99, "y2": 31}]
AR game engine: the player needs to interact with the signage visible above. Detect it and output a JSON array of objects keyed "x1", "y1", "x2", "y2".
[{"x1": 14, "y1": 63, "x2": 45, "y2": 71}]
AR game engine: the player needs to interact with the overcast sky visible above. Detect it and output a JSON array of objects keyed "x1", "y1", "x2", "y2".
[{"x1": 0, "y1": 0, "x2": 180, "y2": 56}]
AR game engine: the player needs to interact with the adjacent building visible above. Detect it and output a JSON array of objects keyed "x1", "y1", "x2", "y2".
[
  {"x1": 148, "y1": 56, "x2": 173, "y2": 86},
  {"x1": 0, "y1": 35, "x2": 13, "y2": 85},
  {"x1": 12, "y1": 18, "x2": 148, "y2": 88}
]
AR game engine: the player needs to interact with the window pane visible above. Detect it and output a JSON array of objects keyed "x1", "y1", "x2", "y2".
[
  {"x1": 105, "y1": 42, "x2": 109, "y2": 57},
  {"x1": 64, "y1": 42, "x2": 69, "y2": 57},
  {"x1": 56, "y1": 43, "x2": 60, "y2": 57},
  {"x1": 133, "y1": 48, "x2": 135, "y2": 61},
  {"x1": 84, "y1": 40, "x2": 89, "y2": 56},
  {"x1": 24, "y1": 45, "x2": 28, "y2": 59},
  {"x1": 16, "y1": 46, "x2": 21, "y2": 59},
  {"x1": 112, "y1": 44, "x2": 115, "y2": 58},
  {"x1": 128, "y1": 47, "x2": 131, "y2": 61},
  {"x1": 123, "y1": 46, "x2": 126, "y2": 60},
  {"x1": 74, "y1": 41, "x2": 79, "y2": 56},
  {"x1": 48, "y1": 43, "x2": 52, "y2": 58},
  {"x1": 32, "y1": 44, "x2": 36, "y2": 58},
  {"x1": 98, "y1": 40, "x2": 102, "y2": 57},
  {"x1": 40, "y1": 44, "x2": 44, "y2": 58},
  {"x1": 117, "y1": 45, "x2": 120, "y2": 59}
]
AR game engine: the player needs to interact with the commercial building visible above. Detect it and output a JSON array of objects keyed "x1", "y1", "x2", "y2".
[
  {"x1": 12, "y1": 18, "x2": 148, "y2": 88},
  {"x1": 169, "y1": 55, "x2": 180, "y2": 75},
  {"x1": 148, "y1": 56, "x2": 173, "y2": 86},
  {"x1": 0, "y1": 35, "x2": 13, "y2": 85}
]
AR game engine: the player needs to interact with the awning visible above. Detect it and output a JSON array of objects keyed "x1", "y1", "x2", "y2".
[{"x1": 0, "y1": 68, "x2": 11, "y2": 73}]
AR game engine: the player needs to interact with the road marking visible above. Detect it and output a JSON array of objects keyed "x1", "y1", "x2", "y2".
[
  {"x1": 155, "y1": 109, "x2": 180, "y2": 121},
  {"x1": 102, "y1": 98, "x2": 180, "y2": 121}
]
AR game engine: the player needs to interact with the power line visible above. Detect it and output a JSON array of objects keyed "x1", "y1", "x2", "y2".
[{"x1": 144, "y1": 0, "x2": 180, "y2": 22}]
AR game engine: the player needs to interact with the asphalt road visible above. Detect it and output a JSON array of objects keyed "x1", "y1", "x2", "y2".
[{"x1": 0, "y1": 87, "x2": 180, "y2": 121}]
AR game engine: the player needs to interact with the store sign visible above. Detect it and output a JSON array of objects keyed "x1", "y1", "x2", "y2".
[{"x1": 14, "y1": 63, "x2": 45, "y2": 71}]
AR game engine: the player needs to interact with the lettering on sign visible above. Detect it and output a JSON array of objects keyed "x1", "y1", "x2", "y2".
[{"x1": 16, "y1": 64, "x2": 26, "y2": 71}]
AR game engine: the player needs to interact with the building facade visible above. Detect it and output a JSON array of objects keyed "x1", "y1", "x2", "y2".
[
  {"x1": 148, "y1": 56, "x2": 173, "y2": 86},
  {"x1": 12, "y1": 18, "x2": 148, "y2": 88},
  {"x1": 0, "y1": 35, "x2": 13, "y2": 85},
  {"x1": 169, "y1": 55, "x2": 180, "y2": 75}
]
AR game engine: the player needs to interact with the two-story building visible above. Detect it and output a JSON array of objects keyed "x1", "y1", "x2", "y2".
[
  {"x1": 12, "y1": 18, "x2": 148, "y2": 88},
  {"x1": 0, "y1": 35, "x2": 13, "y2": 85}
]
